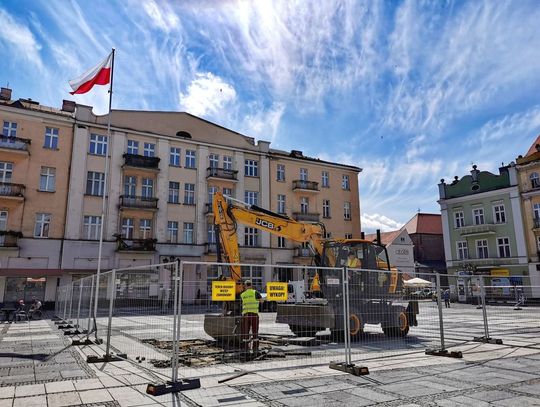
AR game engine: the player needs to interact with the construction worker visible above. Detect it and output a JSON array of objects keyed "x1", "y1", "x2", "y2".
[
  {"x1": 347, "y1": 251, "x2": 362, "y2": 268},
  {"x1": 240, "y1": 280, "x2": 263, "y2": 353}
]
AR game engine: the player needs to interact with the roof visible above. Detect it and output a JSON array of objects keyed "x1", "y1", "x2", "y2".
[
  {"x1": 516, "y1": 135, "x2": 540, "y2": 165},
  {"x1": 525, "y1": 135, "x2": 540, "y2": 157},
  {"x1": 364, "y1": 229, "x2": 404, "y2": 246},
  {"x1": 403, "y1": 213, "x2": 442, "y2": 235},
  {"x1": 0, "y1": 99, "x2": 73, "y2": 118}
]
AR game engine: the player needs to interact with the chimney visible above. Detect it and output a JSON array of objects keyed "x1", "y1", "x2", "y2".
[
  {"x1": 62, "y1": 100, "x2": 76, "y2": 113},
  {"x1": 0, "y1": 87, "x2": 12, "y2": 101},
  {"x1": 438, "y1": 179, "x2": 447, "y2": 199}
]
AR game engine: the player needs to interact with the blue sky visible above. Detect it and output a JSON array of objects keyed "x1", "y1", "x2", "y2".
[{"x1": 2, "y1": 1, "x2": 540, "y2": 232}]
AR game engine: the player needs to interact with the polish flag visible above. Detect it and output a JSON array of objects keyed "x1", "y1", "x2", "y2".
[{"x1": 69, "y1": 52, "x2": 113, "y2": 95}]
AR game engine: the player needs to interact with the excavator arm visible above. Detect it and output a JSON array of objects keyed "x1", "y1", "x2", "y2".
[{"x1": 212, "y1": 192, "x2": 325, "y2": 292}]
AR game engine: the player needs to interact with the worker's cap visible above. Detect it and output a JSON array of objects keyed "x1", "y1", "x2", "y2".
[{"x1": 244, "y1": 280, "x2": 252, "y2": 286}]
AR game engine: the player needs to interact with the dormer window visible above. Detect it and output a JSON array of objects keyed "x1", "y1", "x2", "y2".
[{"x1": 530, "y1": 172, "x2": 540, "y2": 189}]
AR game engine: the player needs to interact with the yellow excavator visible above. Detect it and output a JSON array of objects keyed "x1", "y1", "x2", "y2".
[{"x1": 203, "y1": 192, "x2": 418, "y2": 344}]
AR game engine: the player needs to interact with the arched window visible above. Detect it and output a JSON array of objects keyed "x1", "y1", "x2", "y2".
[{"x1": 530, "y1": 172, "x2": 540, "y2": 189}]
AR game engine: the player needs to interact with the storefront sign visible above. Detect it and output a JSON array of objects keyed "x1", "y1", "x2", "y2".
[
  {"x1": 266, "y1": 282, "x2": 288, "y2": 301},
  {"x1": 211, "y1": 281, "x2": 235, "y2": 301},
  {"x1": 491, "y1": 269, "x2": 509, "y2": 277}
]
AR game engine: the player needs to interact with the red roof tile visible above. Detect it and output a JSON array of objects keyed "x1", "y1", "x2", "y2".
[
  {"x1": 364, "y1": 229, "x2": 403, "y2": 246},
  {"x1": 403, "y1": 213, "x2": 442, "y2": 235},
  {"x1": 525, "y1": 135, "x2": 540, "y2": 157}
]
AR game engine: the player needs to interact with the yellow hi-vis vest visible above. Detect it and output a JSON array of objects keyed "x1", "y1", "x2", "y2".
[
  {"x1": 347, "y1": 257, "x2": 361, "y2": 268},
  {"x1": 241, "y1": 289, "x2": 259, "y2": 315}
]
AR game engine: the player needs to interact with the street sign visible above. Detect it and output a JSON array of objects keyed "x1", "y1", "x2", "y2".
[
  {"x1": 265, "y1": 282, "x2": 288, "y2": 301},
  {"x1": 211, "y1": 281, "x2": 235, "y2": 301}
]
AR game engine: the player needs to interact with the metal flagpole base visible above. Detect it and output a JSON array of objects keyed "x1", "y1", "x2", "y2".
[
  {"x1": 329, "y1": 362, "x2": 369, "y2": 376},
  {"x1": 146, "y1": 378, "x2": 201, "y2": 396},
  {"x1": 425, "y1": 348, "x2": 462, "y2": 358},
  {"x1": 473, "y1": 336, "x2": 503, "y2": 345},
  {"x1": 87, "y1": 353, "x2": 127, "y2": 363}
]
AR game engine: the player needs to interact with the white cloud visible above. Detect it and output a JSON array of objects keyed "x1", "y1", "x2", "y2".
[
  {"x1": 240, "y1": 102, "x2": 285, "y2": 143},
  {"x1": 477, "y1": 105, "x2": 540, "y2": 147},
  {"x1": 142, "y1": 0, "x2": 180, "y2": 33},
  {"x1": 179, "y1": 72, "x2": 237, "y2": 117},
  {"x1": 361, "y1": 213, "x2": 404, "y2": 233},
  {"x1": 0, "y1": 8, "x2": 43, "y2": 69}
]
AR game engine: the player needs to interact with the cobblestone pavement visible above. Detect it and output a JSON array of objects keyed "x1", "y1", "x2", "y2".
[{"x1": 1, "y1": 311, "x2": 540, "y2": 406}]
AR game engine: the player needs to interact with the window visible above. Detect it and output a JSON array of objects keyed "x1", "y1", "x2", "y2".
[
  {"x1": 476, "y1": 239, "x2": 488, "y2": 259},
  {"x1": 493, "y1": 204, "x2": 506, "y2": 224},
  {"x1": 143, "y1": 142, "x2": 155, "y2": 157},
  {"x1": 241, "y1": 265, "x2": 263, "y2": 290},
  {"x1": 323, "y1": 199, "x2": 331, "y2": 218},
  {"x1": 2, "y1": 121, "x2": 17, "y2": 137},
  {"x1": 39, "y1": 167, "x2": 56, "y2": 192},
  {"x1": 531, "y1": 172, "x2": 540, "y2": 189},
  {"x1": 345, "y1": 233, "x2": 353, "y2": 239},
  {"x1": 86, "y1": 171, "x2": 105, "y2": 196},
  {"x1": 208, "y1": 186, "x2": 218, "y2": 205},
  {"x1": 223, "y1": 156, "x2": 233, "y2": 170},
  {"x1": 83, "y1": 216, "x2": 101, "y2": 240},
  {"x1": 497, "y1": 237, "x2": 511, "y2": 258},
  {"x1": 223, "y1": 187, "x2": 233, "y2": 197},
  {"x1": 473, "y1": 208, "x2": 485, "y2": 225},
  {"x1": 167, "y1": 221, "x2": 178, "y2": 243},
  {"x1": 300, "y1": 168, "x2": 308, "y2": 181},
  {"x1": 534, "y1": 203, "x2": 540, "y2": 222},
  {"x1": 209, "y1": 153, "x2": 219, "y2": 168},
  {"x1": 245, "y1": 159, "x2": 259, "y2": 177},
  {"x1": 44, "y1": 127, "x2": 59, "y2": 149},
  {"x1": 300, "y1": 197, "x2": 309, "y2": 214},
  {"x1": 34, "y1": 213, "x2": 51, "y2": 238},
  {"x1": 454, "y1": 211, "x2": 464, "y2": 228},
  {"x1": 89, "y1": 134, "x2": 107, "y2": 155},
  {"x1": 0, "y1": 162, "x2": 13, "y2": 182},
  {"x1": 277, "y1": 164, "x2": 285, "y2": 181},
  {"x1": 322, "y1": 171, "x2": 329, "y2": 187},
  {"x1": 324, "y1": 231, "x2": 332, "y2": 239},
  {"x1": 127, "y1": 140, "x2": 139, "y2": 155},
  {"x1": 183, "y1": 222, "x2": 194, "y2": 244},
  {"x1": 121, "y1": 218, "x2": 134, "y2": 239},
  {"x1": 537, "y1": 236, "x2": 540, "y2": 252},
  {"x1": 244, "y1": 227, "x2": 259, "y2": 247},
  {"x1": 277, "y1": 194, "x2": 286, "y2": 214},
  {"x1": 185, "y1": 150, "x2": 196, "y2": 168},
  {"x1": 457, "y1": 241, "x2": 468, "y2": 260},
  {"x1": 245, "y1": 191, "x2": 258, "y2": 206},
  {"x1": 142, "y1": 178, "x2": 154, "y2": 198},
  {"x1": 344, "y1": 202, "x2": 351, "y2": 220},
  {"x1": 342, "y1": 175, "x2": 350, "y2": 190},
  {"x1": 170, "y1": 147, "x2": 181, "y2": 166},
  {"x1": 207, "y1": 223, "x2": 216, "y2": 243},
  {"x1": 124, "y1": 176, "x2": 136, "y2": 197},
  {"x1": 277, "y1": 236, "x2": 286, "y2": 248},
  {"x1": 168, "y1": 182, "x2": 180, "y2": 203},
  {"x1": 140, "y1": 219, "x2": 152, "y2": 239},
  {"x1": 184, "y1": 183, "x2": 195, "y2": 204}
]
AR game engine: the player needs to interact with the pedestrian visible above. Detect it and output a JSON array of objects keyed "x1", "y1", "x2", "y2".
[
  {"x1": 442, "y1": 289, "x2": 450, "y2": 308},
  {"x1": 240, "y1": 280, "x2": 263, "y2": 354}
]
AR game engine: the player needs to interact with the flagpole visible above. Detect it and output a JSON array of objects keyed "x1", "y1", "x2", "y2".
[{"x1": 93, "y1": 48, "x2": 115, "y2": 329}]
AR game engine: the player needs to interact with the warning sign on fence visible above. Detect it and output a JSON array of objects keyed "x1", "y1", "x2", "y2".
[
  {"x1": 211, "y1": 281, "x2": 236, "y2": 301},
  {"x1": 266, "y1": 282, "x2": 288, "y2": 301}
]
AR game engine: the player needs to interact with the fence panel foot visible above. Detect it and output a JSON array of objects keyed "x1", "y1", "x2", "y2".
[
  {"x1": 86, "y1": 353, "x2": 127, "y2": 363},
  {"x1": 473, "y1": 336, "x2": 503, "y2": 345},
  {"x1": 146, "y1": 379, "x2": 201, "y2": 396},
  {"x1": 425, "y1": 348, "x2": 462, "y2": 358},
  {"x1": 70, "y1": 338, "x2": 103, "y2": 346},
  {"x1": 329, "y1": 362, "x2": 369, "y2": 376}
]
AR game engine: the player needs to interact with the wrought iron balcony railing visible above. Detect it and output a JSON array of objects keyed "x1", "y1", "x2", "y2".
[
  {"x1": 0, "y1": 135, "x2": 31, "y2": 152},
  {"x1": 123, "y1": 153, "x2": 160, "y2": 169},
  {"x1": 292, "y1": 212, "x2": 320, "y2": 222},
  {"x1": 294, "y1": 247, "x2": 311, "y2": 257},
  {"x1": 0, "y1": 182, "x2": 25, "y2": 197},
  {"x1": 0, "y1": 231, "x2": 22, "y2": 247},
  {"x1": 292, "y1": 180, "x2": 319, "y2": 191},
  {"x1": 206, "y1": 167, "x2": 238, "y2": 181},
  {"x1": 115, "y1": 235, "x2": 157, "y2": 252},
  {"x1": 204, "y1": 203, "x2": 213, "y2": 214},
  {"x1": 119, "y1": 195, "x2": 158, "y2": 209},
  {"x1": 205, "y1": 243, "x2": 217, "y2": 254}
]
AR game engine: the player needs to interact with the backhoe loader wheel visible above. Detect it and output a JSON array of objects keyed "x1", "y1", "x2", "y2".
[
  {"x1": 383, "y1": 311, "x2": 409, "y2": 338},
  {"x1": 349, "y1": 312, "x2": 364, "y2": 342}
]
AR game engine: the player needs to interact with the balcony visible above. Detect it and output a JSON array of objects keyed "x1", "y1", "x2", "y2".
[
  {"x1": 534, "y1": 218, "x2": 540, "y2": 230},
  {"x1": 0, "y1": 136, "x2": 31, "y2": 153},
  {"x1": 292, "y1": 180, "x2": 319, "y2": 192},
  {"x1": 0, "y1": 183, "x2": 25, "y2": 199},
  {"x1": 115, "y1": 236, "x2": 157, "y2": 252},
  {"x1": 205, "y1": 243, "x2": 217, "y2": 254},
  {"x1": 293, "y1": 247, "x2": 311, "y2": 258},
  {"x1": 457, "y1": 257, "x2": 520, "y2": 268},
  {"x1": 459, "y1": 224, "x2": 496, "y2": 236},
  {"x1": 122, "y1": 153, "x2": 160, "y2": 170},
  {"x1": 292, "y1": 212, "x2": 320, "y2": 222},
  {"x1": 206, "y1": 167, "x2": 238, "y2": 181},
  {"x1": 0, "y1": 231, "x2": 22, "y2": 248},
  {"x1": 204, "y1": 203, "x2": 214, "y2": 215},
  {"x1": 119, "y1": 195, "x2": 158, "y2": 210}
]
